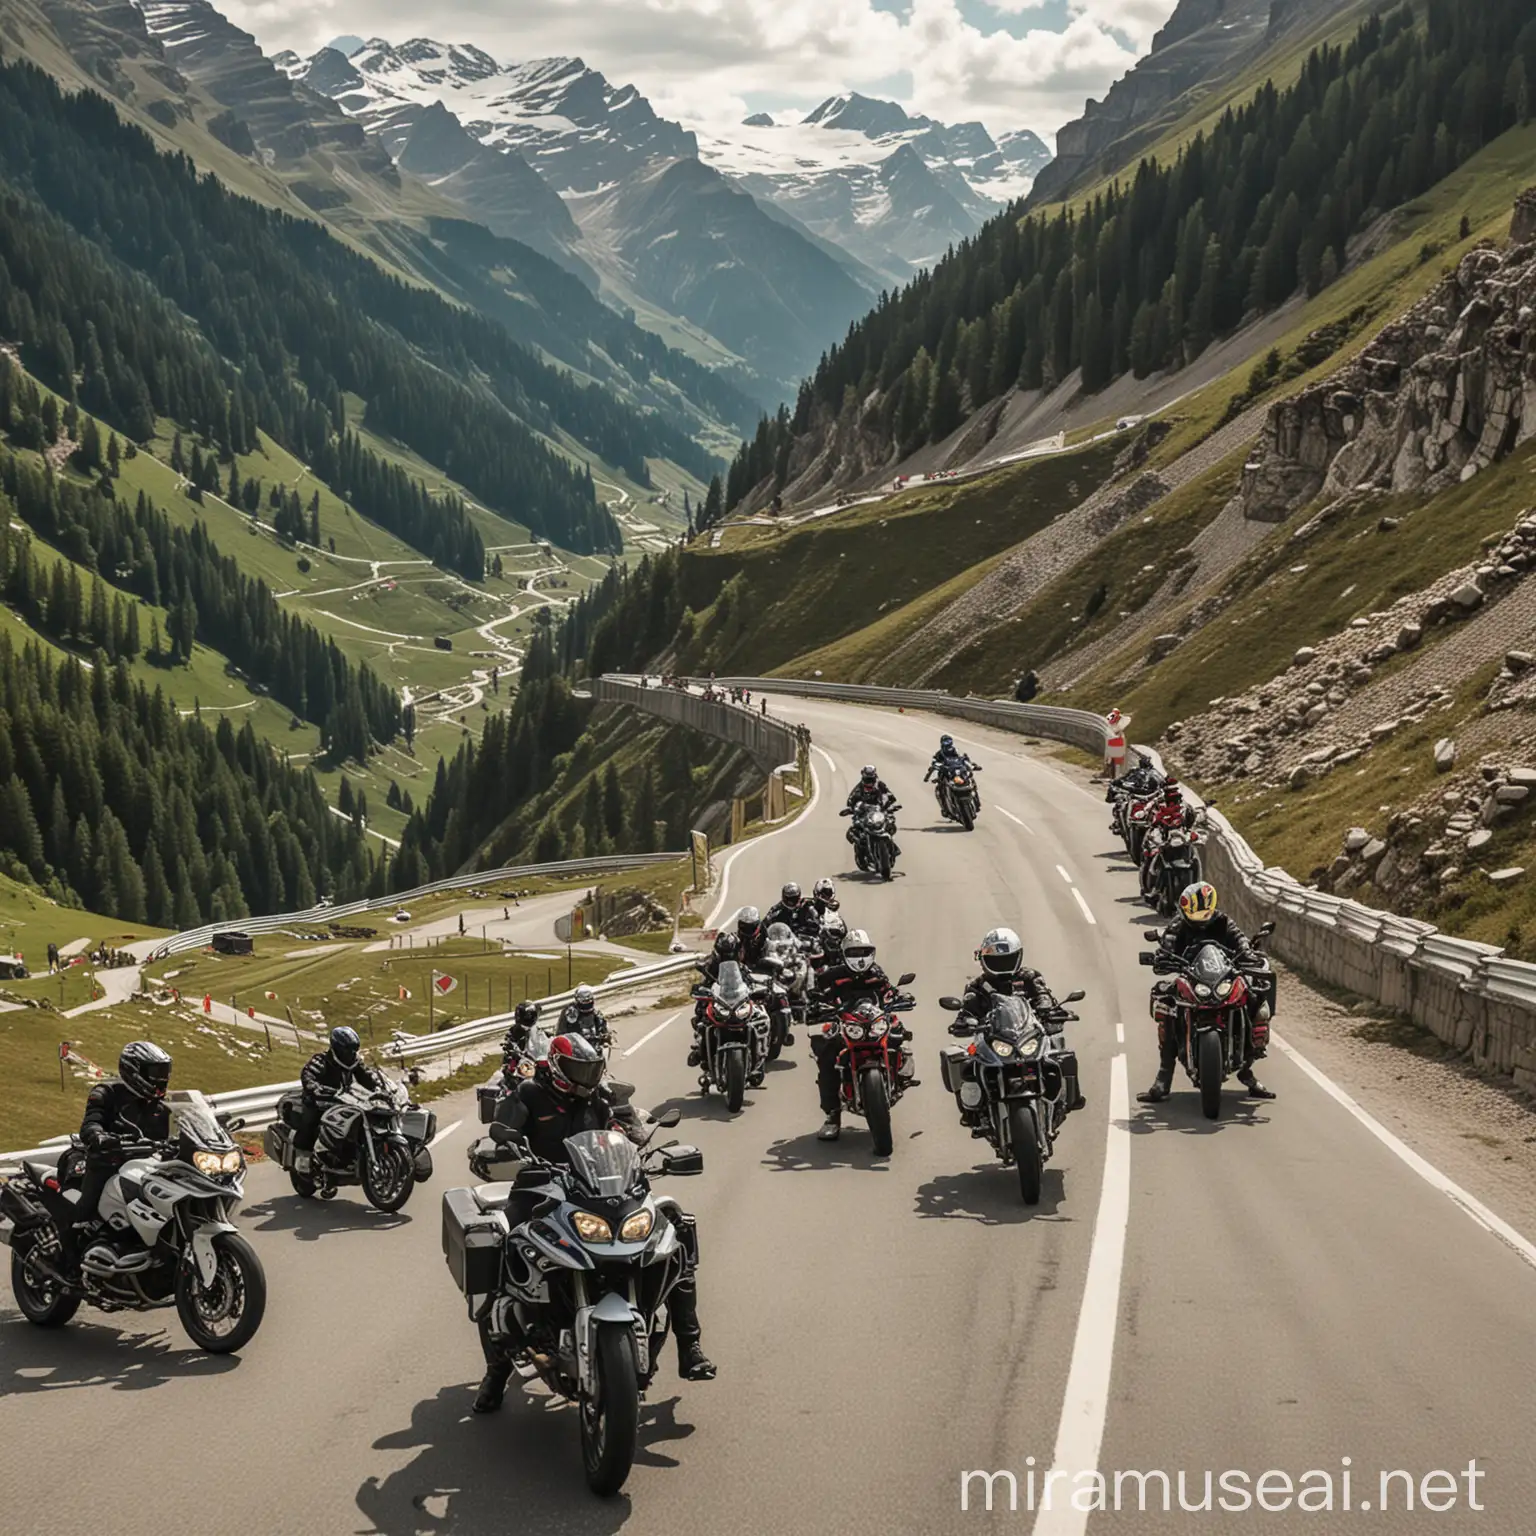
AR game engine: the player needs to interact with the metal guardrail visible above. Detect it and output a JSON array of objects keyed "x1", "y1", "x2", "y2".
[
  {"x1": 147, "y1": 853, "x2": 683, "y2": 960},
  {"x1": 595, "y1": 676, "x2": 804, "y2": 770}
]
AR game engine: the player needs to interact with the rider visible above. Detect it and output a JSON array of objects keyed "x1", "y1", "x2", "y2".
[
  {"x1": 477, "y1": 1035, "x2": 716, "y2": 1407},
  {"x1": 846, "y1": 765, "x2": 900, "y2": 857},
  {"x1": 957, "y1": 928, "x2": 1085, "y2": 1111},
  {"x1": 810, "y1": 877, "x2": 839, "y2": 920},
  {"x1": 1141, "y1": 781, "x2": 1199, "y2": 897},
  {"x1": 1136, "y1": 882, "x2": 1276, "y2": 1105},
  {"x1": 560, "y1": 984, "x2": 610, "y2": 1045},
  {"x1": 687, "y1": 930, "x2": 745, "y2": 1066},
  {"x1": 294, "y1": 1027, "x2": 385, "y2": 1174},
  {"x1": 1107, "y1": 753, "x2": 1163, "y2": 813},
  {"x1": 734, "y1": 905, "x2": 770, "y2": 968},
  {"x1": 500, "y1": 999, "x2": 541, "y2": 1058},
  {"x1": 811, "y1": 930, "x2": 909, "y2": 1141},
  {"x1": 68, "y1": 1041, "x2": 173, "y2": 1265},
  {"x1": 811, "y1": 912, "x2": 848, "y2": 982},
  {"x1": 765, "y1": 881, "x2": 823, "y2": 942},
  {"x1": 924, "y1": 735, "x2": 980, "y2": 813}
]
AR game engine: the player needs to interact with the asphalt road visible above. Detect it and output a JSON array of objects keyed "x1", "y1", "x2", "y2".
[{"x1": 3, "y1": 698, "x2": 1535, "y2": 1535}]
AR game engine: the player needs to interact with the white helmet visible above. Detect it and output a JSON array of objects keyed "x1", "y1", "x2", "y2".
[
  {"x1": 977, "y1": 927, "x2": 1024, "y2": 979},
  {"x1": 844, "y1": 929, "x2": 877, "y2": 973}
]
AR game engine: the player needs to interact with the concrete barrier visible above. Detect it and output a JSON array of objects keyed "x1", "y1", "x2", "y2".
[{"x1": 594, "y1": 676, "x2": 805, "y2": 771}]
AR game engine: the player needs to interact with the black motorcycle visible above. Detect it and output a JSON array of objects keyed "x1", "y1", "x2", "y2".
[
  {"x1": 477, "y1": 1022, "x2": 553, "y2": 1124},
  {"x1": 266, "y1": 1077, "x2": 435, "y2": 1211},
  {"x1": 938, "y1": 763, "x2": 982, "y2": 830},
  {"x1": 939, "y1": 989, "x2": 1083, "y2": 1203},
  {"x1": 692, "y1": 960, "x2": 771, "y2": 1110},
  {"x1": 842, "y1": 802, "x2": 901, "y2": 880},
  {"x1": 1142, "y1": 824, "x2": 1205, "y2": 916},
  {"x1": 443, "y1": 1107, "x2": 703, "y2": 1496},
  {"x1": 754, "y1": 922, "x2": 804, "y2": 1059}
]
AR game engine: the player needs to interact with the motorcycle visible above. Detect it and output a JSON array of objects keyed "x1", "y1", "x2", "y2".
[
  {"x1": 938, "y1": 989, "x2": 1084, "y2": 1204},
  {"x1": 477, "y1": 1021, "x2": 553, "y2": 1125},
  {"x1": 939, "y1": 763, "x2": 982, "y2": 830},
  {"x1": 842, "y1": 802, "x2": 901, "y2": 880},
  {"x1": 265, "y1": 1076, "x2": 435, "y2": 1211},
  {"x1": 810, "y1": 973, "x2": 918, "y2": 1155},
  {"x1": 0, "y1": 1089, "x2": 266, "y2": 1352},
  {"x1": 691, "y1": 960, "x2": 771, "y2": 1111},
  {"x1": 442, "y1": 1106, "x2": 704, "y2": 1496},
  {"x1": 1139, "y1": 923, "x2": 1275, "y2": 1119},
  {"x1": 754, "y1": 923, "x2": 804, "y2": 1059},
  {"x1": 1107, "y1": 759, "x2": 1164, "y2": 850},
  {"x1": 1141, "y1": 823, "x2": 1204, "y2": 916}
]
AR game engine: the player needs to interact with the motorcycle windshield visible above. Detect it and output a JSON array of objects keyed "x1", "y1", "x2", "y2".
[
  {"x1": 865, "y1": 810, "x2": 887, "y2": 830},
  {"x1": 524, "y1": 1025, "x2": 551, "y2": 1060},
  {"x1": 765, "y1": 922, "x2": 795, "y2": 951},
  {"x1": 1191, "y1": 944, "x2": 1234, "y2": 987},
  {"x1": 712, "y1": 961, "x2": 751, "y2": 1009},
  {"x1": 167, "y1": 1089, "x2": 234, "y2": 1150},
  {"x1": 984, "y1": 994, "x2": 1043, "y2": 1044},
  {"x1": 564, "y1": 1129, "x2": 641, "y2": 1199}
]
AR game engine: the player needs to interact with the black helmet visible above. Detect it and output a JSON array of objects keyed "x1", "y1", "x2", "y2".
[
  {"x1": 514, "y1": 1000, "x2": 540, "y2": 1030},
  {"x1": 548, "y1": 1033, "x2": 603, "y2": 1098},
  {"x1": 329, "y1": 1026, "x2": 361, "y2": 1068},
  {"x1": 118, "y1": 1040, "x2": 172, "y2": 1101},
  {"x1": 713, "y1": 930, "x2": 742, "y2": 962},
  {"x1": 940, "y1": 734, "x2": 954, "y2": 752},
  {"x1": 780, "y1": 881, "x2": 803, "y2": 907},
  {"x1": 860, "y1": 764, "x2": 878, "y2": 785},
  {"x1": 736, "y1": 905, "x2": 763, "y2": 941},
  {"x1": 572, "y1": 984, "x2": 597, "y2": 1016},
  {"x1": 813, "y1": 877, "x2": 836, "y2": 906}
]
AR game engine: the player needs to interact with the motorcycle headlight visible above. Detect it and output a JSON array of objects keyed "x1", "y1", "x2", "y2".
[
  {"x1": 1216, "y1": 979, "x2": 1233, "y2": 998},
  {"x1": 843, "y1": 1023, "x2": 865, "y2": 1041},
  {"x1": 1195, "y1": 983, "x2": 1212, "y2": 998},
  {"x1": 570, "y1": 1211, "x2": 612, "y2": 1244},
  {"x1": 193, "y1": 1149, "x2": 244, "y2": 1176},
  {"x1": 518, "y1": 1058, "x2": 536, "y2": 1078},
  {"x1": 991, "y1": 1038, "x2": 1015, "y2": 1058},
  {"x1": 619, "y1": 1210, "x2": 654, "y2": 1242},
  {"x1": 1020, "y1": 1037, "x2": 1041, "y2": 1059},
  {"x1": 733, "y1": 1001, "x2": 754, "y2": 1021},
  {"x1": 868, "y1": 1019, "x2": 888, "y2": 1038}
]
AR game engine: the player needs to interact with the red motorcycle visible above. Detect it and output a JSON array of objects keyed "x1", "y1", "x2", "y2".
[{"x1": 812, "y1": 975, "x2": 918, "y2": 1155}]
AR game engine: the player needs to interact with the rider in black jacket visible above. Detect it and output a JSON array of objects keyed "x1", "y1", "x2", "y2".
[
  {"x1": 688, "y1": 930, "x2": 746, "y2": 1066},
  {"x1": 812, "y1": 931, "x2": 904, "y2": 1141},
  {"x1": 846, "y1": 765, "x2": 900, "y2": 858},
  {"x1": 68, "y1": 1041, "x2": 173, "y2": 1264},
  {"x1": 476, "y1": 1036, "x2": 716, "y2": 1409},
  {"x1": 924, "y1": 735, "x2": 981, "y2": 813},
  {"x1": 1137, "y1": 883, "x2": 1276, "y2": 1104},
  {"x1": 764, "y1": 881, "x2": 823, "y2": 942},
  {"x1": 294, "y1": 1027, "x2": 384, "y2": 1172}
]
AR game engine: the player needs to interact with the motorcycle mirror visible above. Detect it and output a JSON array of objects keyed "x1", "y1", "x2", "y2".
[
  {"x1": 897, "y1": 972, "x2": 916, "y2": 986},
  {"x1": 1138, "y1": 953, "x2": 1155, "y2": 965},
  {"x1": 1062, "y1": 989, "x2": 1085, "y2": 1004},
  {"x1": 651, "y1": 1106, "x2": 682, "y2": 1128},
  {"x1": 661, "y1": 1145, "x2": 704, "y2": 1176},
  {"x1": 938, "y1": 995, "x2": 964, "y2": 1011},
  {"x1": 839, "y1": 807, "x2": 853, "y2": 816},
  {"x1": 1147, "y1": 927, "x2": 1162, "y2": 941},
  {"x1": 1257, "y1": 921, "x2": 1275, "y2": 938}
]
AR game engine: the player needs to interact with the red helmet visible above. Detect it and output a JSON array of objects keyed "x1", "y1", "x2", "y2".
[
  {"x1": 1163, "y1": 784, "x2": 1183, "y2": 805},
  {"x1": 547, "y1": 1033, "x2": 603, "y2": 1098}
]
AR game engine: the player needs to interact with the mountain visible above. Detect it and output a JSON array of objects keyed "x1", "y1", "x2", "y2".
[{"x1": 699, "y1": 94, "x2": 1051, "y2": 285}]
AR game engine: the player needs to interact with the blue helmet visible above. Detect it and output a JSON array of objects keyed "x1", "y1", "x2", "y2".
[
  {"x1": 329, "y1": 1026, "x2": 361, "y2": 1068},
  {"x1": 940, "y1": 735, "x2": 954, "y2": 752}
]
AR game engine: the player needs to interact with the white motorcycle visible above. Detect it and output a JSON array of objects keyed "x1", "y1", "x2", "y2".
[{"x1": 0, "y1": 1090, "x2": 266, "y2": 1353}]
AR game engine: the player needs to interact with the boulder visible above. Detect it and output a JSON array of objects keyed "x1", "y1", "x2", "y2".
[
  {"x1": 1433, "y1": 738, "x2": 1457, "y2": 772},
  {"x1": 1467, "y1": 828, "x2": 1493, "y2": 852},
  {"x1": 1344, "y1": 826, "x2": 1371, "y2": 852},
  {"x1": 1495, "y1": 784, "x2": 1530, "y2": 805},
  {"x1": 1487, "y1": 867, "x2": 1526, "y2": 885},
  {"x1": 1508, "y1": 651, "x2": 1535, "y2": 672},
  {"x1": 1508, "y1": 767, "x2": 1536, "y2": 788},
  {"x1": 1361, "y1": 837, "x2": 1388, "y2": 865},
  {"x1": 1292, "y1": 647, "x2": 1317, "y2": 666},
  {"x1": 1396, "y1": 624, "x2": 1423, "y2": 650},
  {"x1": 1450, "y1": 580, "x2": 1484, "y2": 611},
  {"x1": 1147, "y1": 634, "x2": 1183, "y2": 661}
]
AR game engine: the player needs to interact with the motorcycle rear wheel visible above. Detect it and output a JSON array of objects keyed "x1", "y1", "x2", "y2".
[
  {"x1": 11, "y1": 1240, "x2": 79, "y2": 1327},
  {"x1": 724, "y1": 1049, "x2": 747, "y2": 1113},
  {"x1": 581, "y1": 1321, "x2": 640, "y2": 1497},
  {"x1": 861, "y1": 1067, "x2": 893, "y2": 1156},
  {"x1": 1198, "y1": 1032, "x2": 1223, "y2": 1121},
  {"x1": 1009, "y1": 1103, "x2": 1042, "y2": 1205}
]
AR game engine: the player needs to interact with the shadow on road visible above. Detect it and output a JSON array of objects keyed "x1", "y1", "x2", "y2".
[
  {"x1": 760, "y1": 1130, "x2": 897, "y2": 1172},
  {"x1": 243, "y1": 1194, "x2": 412, "y2": 1241},
  {"x1": 1123, "y1": 1096, "x2": 1273, "y2": 1135},
  {"x1": 356, "y1": 1381, "x2": 697, "y2": 1534},
  {"x1": 648, "y1": 1093, "x2": 756, "y2": 1125},
  {"x1": 913, "y1": 1164, "x2": 1068, "y2": 1225},
  {"x1": 0, "y1": 1316, "x2": 242, "y2": 1396}
]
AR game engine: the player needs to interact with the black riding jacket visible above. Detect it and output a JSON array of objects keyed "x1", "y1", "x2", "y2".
[
  {"x1": 764, "y1": 900, "x2": 822, "y2": 941},
  {"x1": 80, "y1": 1081, "x2": 170, "y2": 1154},
  {"x1": 925, "y1": 750, "x2": 974, "y2": 783},
  {"x1": 960, "y1": 970, "x2": 1059, "y2": 1022},
  {"x1": 493, "y1": 1071, "x2": 632, "y2": 1164},
  {"x1": 1157, "y1": 912, "x2": 1257, "y2": 966},
  {"x1": 816, "y1": 960, "x2": 893, "y2": 1007},
  {"x1": 300, "y1": 1051, "x2": 385, "y2": 1099},
  {"x1": 846, "y1": 781, "x2": 897, "y2": 814}
]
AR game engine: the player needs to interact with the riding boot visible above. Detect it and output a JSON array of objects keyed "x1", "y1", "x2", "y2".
[
  {"x1": 474, "y1": 1358, "x2": 513, "y2": 1413},
  {"x1": 1137, "y1": 1036, "x2": 1179, "y2": 1104},
  {"x1": 670, "y1": 1279, "x2": 716, "y2": 1380},
  {"x1": 1237, "y1": 1065, "x2": 1277, "y2": 1100}
]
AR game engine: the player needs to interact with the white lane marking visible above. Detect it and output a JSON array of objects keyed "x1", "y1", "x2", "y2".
[
  {"x1": 1069, "y1": 888, "x2": 1097, "y2": 926},
  {"x1": 812, "y1": 744, "x2": 838, "y2": 778},
  {"x1": 624, "y1": 1010, "x2": 683, "y2": 1057},
  {"x1": 704, "y1": 750, "x2": 825, "y2": 929},
  {"x1": 1274, "y1": 1033, "x2": 1536, "y2": 1273},
  {"x1": 998, "y1": 806, "x2": 1035, "y2": 835},
  {"x1": 1055, "y1": 864, "x2": 1072, "y2": 883},
  {"x1": 1115, "y1": 1021, "x2": 1125, "y2": 1044},
  {"x1": 1033, "y1": 1054, "x2": 1130, "y2": 1536},
  {"x1": 429, "y1": 1119, "x2": 462, "y2": 1148}
]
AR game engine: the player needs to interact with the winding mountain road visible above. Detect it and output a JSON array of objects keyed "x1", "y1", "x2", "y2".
[{"x1": 3, "y1": 699, "x2": 1534, "y2": 1534}]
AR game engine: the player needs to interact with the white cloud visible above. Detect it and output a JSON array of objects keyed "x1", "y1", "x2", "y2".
[{"x1": 219, "y1": 0, "x2": 1177, "y2": 141}]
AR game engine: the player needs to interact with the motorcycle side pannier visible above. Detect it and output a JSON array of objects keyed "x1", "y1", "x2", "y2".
[
  {"x1": 476, "y1": 1084, "x2": 501, "y2": 1124},
  {"x1": 263, "y1": 1122, "x2": 293, "y2": 1168},
  {"x1": 442, "y1": 1187, "x2": 508, "y2": 1297},
  {"x1": 938, "y1": 1045, "x2": 972, "y2": 1095}
]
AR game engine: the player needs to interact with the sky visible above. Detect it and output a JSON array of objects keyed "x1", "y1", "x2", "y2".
[{"x1": 220, "y1": 0, "x2": 1182, "y2": 141}]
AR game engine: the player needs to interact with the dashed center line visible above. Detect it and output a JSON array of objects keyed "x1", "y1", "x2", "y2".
[
  {"x1": 998, "y1": 806, "x2": 1035, "y2": 834},
  {"x1": 1055, "y1": 864, "x2": 1073, "y2": 883},
  {"x1": 1070, "y1": 888, "x2": 1097, "y2": 926}
]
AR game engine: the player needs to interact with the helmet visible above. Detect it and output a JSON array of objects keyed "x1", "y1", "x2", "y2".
[
  {"x1": 780, "y1": 881, "x2": 803, "y2": 907},
  {"x1": 736, "y1": 906, "x2": 763, "y2": 943},
  {"x1": 843, "y1": 929, "x2": 876, "y2": 974},
  {"x1": 1163, "y1": 784, "x2": 1183, "y2": 805},
  {"x1": 713, "y1": 929, "x2": 742, "y2": 962},
  {"x1": 572, "y1": 984, "x2": 597, "y2": 1016},
  {"x1": 548, "y1": 1034, "x2": 604, "y2": 1098},
  {"x1": 821, "y1": 913, "x2": 848, "y2": 951},
  {"x1": 977, "y1": 927, "x2": 1024, "y2": 979},
  {"x1": 329, "y1": 1026, "x2": 361, "y2": 1069},
  {"x1": 1179, "y1": 882, "x2": 1219, "y2": 925},
  {"x1": 514, "y1": 1000, "x2": 540, "y2": 1031},
  {"x1": 940, "y1": 734, "x2": 954, "y2": 752},
  {"x1": 118, "y1": 1040, "x2": 172, "y2": 1101},
  {"x1": 860, "y1": 764, "x2": 878, "y2": 785},
  {"x1": 1107, "y1": 708, "x2": 1122, "y2": 726},
  {"x1": 813, "y1": 877, "x2": 836, "y2": 907}
]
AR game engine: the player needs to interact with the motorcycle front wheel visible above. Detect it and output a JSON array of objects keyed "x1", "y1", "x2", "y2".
[
  {"x1": 724, "y1": 1049, "x2": 747, "y2": 1113},
  {"x1": 176, "y1": 1232, "x2": 266, "y2": 1353},
  {"x1": 361, "y1": 1141, "x2": 417, "y2": 1212},
  {"x1": 1198, "y1": 1032, "x2": 1224, "y2": 1121},
  {"x1": 861, "y1": 1067, "x2": 893, "y2": 1156},
  {"x1": 1009, "y1": 1103, "x2": 1043, "y2": 1205},
  {"x1": 876, "y1": 843, "x2": 893, "y2": 881},
  {"x1": 11, "y1": 1238, "x2": 80, "y2": 1327},
  {"x1": 581, "y1": 1321, "x2": 640, "y2": 1497},
  {"x1": 958, "y1": 799, "x2": 975, "y2": 831}
]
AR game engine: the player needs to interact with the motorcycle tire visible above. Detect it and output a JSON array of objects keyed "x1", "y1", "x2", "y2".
[
  {"x1": 861, "y1": 1067, "x2": 893, "y2": 1156},
  {"x1": 876, "y1": 843, "x2": 893, "y2": 881},
  {"x1": 361, "y1": 1142, "x2": 417, "y2": 1213},
  {"x1": 724, "y1": 1050, "x2": 747, "y2": 1113},
  {"x1": 10, "y1": 1239, "x2": 80, "y2": 1327},
  {"x1": 1009, "y1": 1103, "x2": 1043, "y2": 1205},
  {"x1": 1198, "y1": 1032, "x2": 1223, "y2": 1121},
  {"x1": 1157, "y1": 880, "x2": 1176, "y2": 918},
  {"x1": 958, "y1": 800, "x2": 975, "y2": 832},
  {"x1": 176, "y1": 1231, "x2": 266, "y2": 1353},
  {"x1": 290, "y1": 1168, "x2": 318, "y2": 1199},
  {"x1": 581, "y1": 1320, "x2": 640, "y2": 1497},
  {"x1": 767, "y1": 1016, "x2": 785, "y2": 1062}
]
